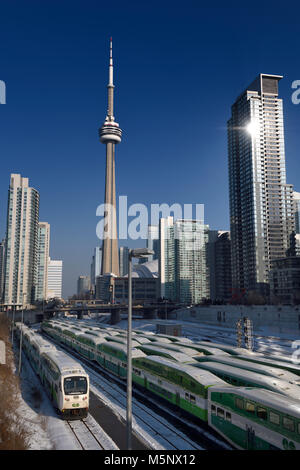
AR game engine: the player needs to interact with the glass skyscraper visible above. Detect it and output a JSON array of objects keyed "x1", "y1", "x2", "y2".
[
  {"x1": 119, "y1": 246, "x2": 129, "y2": 276},
  {"x1": 228, "y1": 74, "x2": 295, "y2": 295},
  {"x1": 159, "y1": 217, "x2": 209, "y2": 304}
]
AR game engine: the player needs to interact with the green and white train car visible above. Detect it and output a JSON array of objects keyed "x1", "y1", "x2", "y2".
[
  {"x1": 132, "y1": 355, "x2": 228, "y2": 421},
  {"x1": 208, "y1": 387, "x2": 300, "y2": 450},
  {"x1": 136, "y1": 344, "x2": 196, "y2": 363},
  {"x1": 196, "y1": 355, "x2": 300, "y2": 385},
  {"x1": 235, "y1": 354, "x2": 300, "y2": 377},
  {"x1": 95, "y1": 342, "x2": 147, "y2": 378},
  {"x1": 192, "y1": 362, "x2": 300, "y2": 400},
  {"x1": 195, "y1": 341, "x2": 256, "y2": 356},
  {"x1": 16, "y1": 323, "x2": 89, "y2": 419}
]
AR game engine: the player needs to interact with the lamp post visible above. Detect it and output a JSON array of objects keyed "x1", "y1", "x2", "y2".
[
  {"x1": 18, "y1": 292, "x2": 26, "y2": 375},
  {"x1": 11, "y1": 304, "x2": 16, "y2": 343},
  {"x1": 127, "y1": 248, "x2": 154, "y2": 450}
]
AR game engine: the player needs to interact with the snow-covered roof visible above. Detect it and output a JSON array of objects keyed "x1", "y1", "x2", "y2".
[
  {"x1": 142, "y1": 355, "x2": 227, "y2": 387},
  {"x1": 45, "y1": 349, "x2": 87, "y2": 375},
  {"x1": 195, "y1": 362, "x2": 300, "y2": 400},
  {"x1": 207, "y1": 356, "x2": 300, "y2": 384}
]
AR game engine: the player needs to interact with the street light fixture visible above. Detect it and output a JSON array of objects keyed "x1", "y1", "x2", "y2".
[{"x1": 126, "y1": 248, "x2": 154, "y2": 450}]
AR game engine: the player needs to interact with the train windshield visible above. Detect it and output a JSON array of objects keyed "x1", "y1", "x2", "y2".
[{"x1": 64, "y1": 376, "x2": 87, "y2": 395}]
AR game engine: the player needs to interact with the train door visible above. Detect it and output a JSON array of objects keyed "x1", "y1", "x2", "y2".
[{"x1": 246, "y1": 425, "x2": 255, "y2": 450}]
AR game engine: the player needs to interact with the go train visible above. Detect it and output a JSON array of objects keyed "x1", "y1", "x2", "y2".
[
  {"x1": 41, "y1": 319, "x2": 300, "y2": 449},
  {"x1": 15, "y1": 322, "x2": 89, "y2": 419}
]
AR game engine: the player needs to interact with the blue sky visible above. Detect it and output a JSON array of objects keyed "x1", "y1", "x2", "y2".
[{"x1": 0, "y1": 1, "x2": 300, "y2": 297}]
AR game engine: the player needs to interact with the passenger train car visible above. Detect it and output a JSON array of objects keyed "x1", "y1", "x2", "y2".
[
  {"x1": 16, "y1": 323, "x2": 89, "y2": 419},
  {"x1": 208, "y1": 387, "x2": 300, "y2": 450},
  {"x1": 41, "y1": 319, "x2": 300, "y2": 448}
]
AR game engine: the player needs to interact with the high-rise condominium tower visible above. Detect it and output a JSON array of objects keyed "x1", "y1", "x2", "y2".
[
  {"x1": 228, "y1": 74, "x2": 295, "y2": 295},
  {"x1": 99, "y1": 38, "x2": 122, "y2": 276},
  {"x1": 159, "y1": 217, "x2": 209, "y2": 304},
  {"x1": 91, "y1": 247, "x2": 102, "y2": 287},
  {"x1": 47, "y1": 259, "x2": 63, "y2": 299},
  {"x1": 36, "y1": 222, "x2": 50, "y2": 301},
  {"x1": 119, "y1": 246, "x2": 129, "y2": 276},
  {"x1": 3, "y1": 174, "x2": 40, "y2": 307}
]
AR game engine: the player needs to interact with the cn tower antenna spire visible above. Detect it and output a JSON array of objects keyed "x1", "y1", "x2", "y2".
[
  {"x1": 109, "y1": 36, "x2": 113, "y2": 87},
  {"x1": 99, "y1": 38, "x2": 122, "y2": 276}
]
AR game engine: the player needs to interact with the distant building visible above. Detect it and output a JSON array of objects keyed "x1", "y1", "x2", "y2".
[
  {"x1": 207, "y1": 231, "x2": 232, "y2": 303},
  {"x1": 113, "y1": 260, "x2": 159, "y2": 304},
  {"x1": 77, "y1": 275, "x2": 90, "y2": 297},
  {"x1": 47, "y1": 259, "x2": 63, "y2": 299},
  {"x1": 293, "y1": 191, "x2": 300, "y2": 234},
  {"x1": 3, "y1": 174, "x2": 40, "y2": 307},
  {"x1": 36, "y1": 222, "x2": 50, "y2": 301},
  {"x1": 95, "y1": 274, "x2": 115, "y2": 303},
  {"x1": 119, "y1": 246, "x2": 129, "y2": 276},
  {"x1": 159, "y1": 217, "x2": 209, "y2": 304},
  {"x1": 270, "y1": 257, "x2": 300, "y2": 304},
  {"x1": 0, "y1": 239, "x2": 5, "y2": 302},
  {"x1": 147, "y1": 225, "x2": 159, "y2": 262},
  {"x1": 90, "y1": 247, "x2": 102, "y2": 288}
]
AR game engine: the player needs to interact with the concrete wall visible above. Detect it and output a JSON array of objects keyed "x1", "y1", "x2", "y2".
[{"x1": 175, "y1": 305, "x2": 300, "y2": 336}]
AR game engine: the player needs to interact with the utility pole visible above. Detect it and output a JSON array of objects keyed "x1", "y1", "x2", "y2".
[{"x1": 18, "y1": 293, "x2": 26, "y2": 375}]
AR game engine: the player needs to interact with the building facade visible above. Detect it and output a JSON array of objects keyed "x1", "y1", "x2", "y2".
[
  {"x1": 119, "y1": 246, "x2": 129, "y2": 276},
  {"x1": 270, "y1": 257, "x2": 300, "y2": 304},
  {"x1": 147, "y1": 225, "x2": 159, "y2": 262},
  {"x1": 91, "y1": 247, "x2": 102, "y2": 288},
  {"x1": 3, "y1": 174, "x2": 40, "y2": 307},
  {"x1": 228, "y1": 74, "x2": 295, "y2": 296},
  {"x1": 47, "y1": 259, "x2": 63, "y2": 299},
  {"x1": 77, "y1": 275, "x2": 90, "y2": 297},
  {"x1": 207, "y1": 230, "x2": 232, "y2": 303},
  {"x1": 0, "y1": 239, "x2": 5, "y2": 302},
  {"x1": 36, "y1": 222, "x2": 50, "y2": 301},
  {"x1": 159, "y1": 217, "x2": 209, "y2": 304},
  {"x1": 293, "y1": 191, "x2": 300, "y2": 234}
]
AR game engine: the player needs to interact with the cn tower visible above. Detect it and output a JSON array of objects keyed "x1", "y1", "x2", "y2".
[{"x1": 99, "y1": 38, "x2": 122, "y2": 276}]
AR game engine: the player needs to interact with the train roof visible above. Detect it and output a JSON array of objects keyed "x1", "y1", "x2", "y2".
[
  {"x1": 204, "y1": 356, "x2": 300, "y2": 384},
  {"x1": 194, "y1": 362, "x2": 300, "y2": 400},
  {"x1": 102, "y1": 342, "x2": 146, "y2": 358},
  {"x1": 181, "y1": 343, "x2": 231, "y2": 356},
  {"x1": 44, "y1": 349, "x2": 87, "y2": 375},
  {"x1": 151, "y1": 342, "x2": 203, "y2": 357},
  {"x1": 211, "y1": 386, "x2": 300, "y2": 418},
  {"x1": 137, "y1": 344, "x2": 196, "y2": 363},
  {"x1": 77, "y1": 332, "x2": 107, "y2": 344},
  {"x1": 31, "y1": 335, "x2": 56, "y2": 353},
  {"x1": 142, "y1": 355, "x2": 228, "y2": 387},
  {"x1": 195, "y1": 341, "x2": 255, "y2": 355},
  {"x1": 236, "y1": 354, "x2": 300, "y2": 373}
]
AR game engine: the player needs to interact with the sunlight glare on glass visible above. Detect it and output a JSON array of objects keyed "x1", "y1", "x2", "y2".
[{"x1": 246, "y1": 120, "x2": 259, "y2": 136}]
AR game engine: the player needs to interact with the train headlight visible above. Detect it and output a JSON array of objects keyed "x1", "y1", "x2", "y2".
[{"x1": 82, "y1": 396, "x2": 87, "y2": 400}]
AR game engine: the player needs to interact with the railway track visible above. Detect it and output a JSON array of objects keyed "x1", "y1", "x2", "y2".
[
  {"x1": 65, "y1": 417, "x2": 107, "y2": 450},
  {"x1": 42, "y1": 331, "x2": 232, "y2": 450}
]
